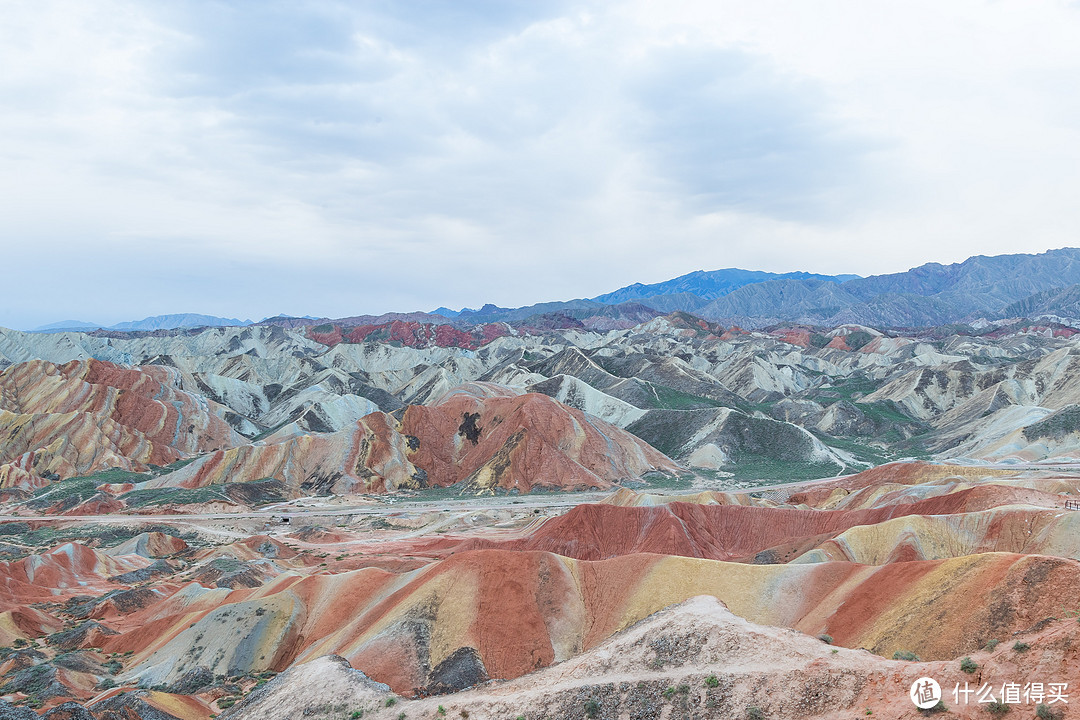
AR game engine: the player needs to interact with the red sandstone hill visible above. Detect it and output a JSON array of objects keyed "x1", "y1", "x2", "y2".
[
  {"x1": 0, "y1": 359, "x2": 243, "y2": 490},
  {"x1": 150, "y1": 383, "x2": 680, "y2": 495},
  {"x1": 90, "y1": 548, "x2": 1080, "y2": 696},
  {"x1": 460, "y1": 491, "x2": 1078, "y2": 563},
  {"x1": 398, "y1": 384, "x2": 680, "y2": 492},
  {"x1": 307, "y1": 320, "x2": 511, "y2": 350}
]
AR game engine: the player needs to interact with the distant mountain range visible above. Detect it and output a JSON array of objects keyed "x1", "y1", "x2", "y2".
[
  {"x1": 591, "y1": 269, "x2": 860, "y2": 306},
  {"x1": 434, "y1": 248, "x2": 1080, "y2": 328},
  {"x1": 694, "y1": 248, "x2": 1080, "y2": 327},
  {"x1": 32, "y1": 314, "x2": 254, "y2": 334},
  {"x1": 31, "y1": 248, "x2": 1080, "y2": 333}
]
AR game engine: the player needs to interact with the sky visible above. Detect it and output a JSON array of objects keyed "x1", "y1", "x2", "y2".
[{"x1": 3, "y1": 0, "x2": 1080, "y2": 329}]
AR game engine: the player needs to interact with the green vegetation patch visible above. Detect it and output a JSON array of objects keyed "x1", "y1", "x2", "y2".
[
  {"x1": 1022, "y1": 405, "x2": 1080, "y2": 441},
  {"x1": 630, "y1": 471, "x2": 694, "y2": 492},
  {"x1": 845, "y1": 330, "x2": 874, "y2": 351},
  {"x1": 646, "y1": 383, "x2": 730, "y2": 411},
  {"x1": 854, "y1": 400, "x2": 920, "y2": 427},
  {"x1": 812, "y1": 375, "x2": 882, "y2": 404},
  {"x1": 25, "y1": 469, "x2": 146, "y2": 510},
  {"x1": 119, "y1": 485, "x2": 232, "y2": 508},
  {"x1": 12, "y1": 523, "x2": 191, "y2": 552},
  {"x1": 726, "y1": 456, "x2": 843, "y2": 483},
  {"x1": 146, "y1": 458, "x2": 198, "y2": 475}
]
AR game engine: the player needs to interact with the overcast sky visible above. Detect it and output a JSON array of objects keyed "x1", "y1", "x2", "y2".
[{"x1": 3, "y1": 0, "x2": 1080, "y2": 329}]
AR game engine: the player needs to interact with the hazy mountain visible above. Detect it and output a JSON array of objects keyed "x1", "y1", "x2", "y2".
[
  {"x1": 1001, "y1": 283, "x2": 1080, "y2": 320},
  {"x1": 31, "y1": 314, "x2": 254, "y2": 333},
  {"x1": 31, "y1": 249, "x2": 1080, "y2": 336},
  {"x1": 592, "y1": 268, "x2": 859, "y2": 308},
  {"x1": 29, "y1": 320, "x2": 103, "y2": 333},
  {"x1": 109, "y1": 313, "x2": 253, "y2": 331},
  {"x1": 700, "y1": 248, "x2": 1080, "y2": 327}
]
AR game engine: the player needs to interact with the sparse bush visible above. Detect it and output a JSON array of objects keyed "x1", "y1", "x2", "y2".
[
  {"x1": 960, "y1": 656, "x2": 978, "y2": 673},
  {"x1": 437, "y1": 707, "x2": 446, "y2": 717},
  {"x1": 663, "y1": 687, "x2": 676, "y2": 699},
  {"x1": 984, "y1": 638, "x2": 999, "y2": 651},
  {"x1": 459, "y1": 711, "x2": 469, "y2": 719},
  {"x1": 397, "y1": 713, "x2": 405, "y2": 720},
  {"x1": 584, "y1": 698, "x2": 600, "y2": 718},
  {"x1": 746, "y1": 706, "x2": 765, "y2": 720},
  {"x1": 1012, "y1": 641, "x2": 1030, "y2": 652},
  {"x1": 918, "y1": 700, "x2": 946, "y2": 715},
  {"x1": 218, "y1": 697, "x2": 236, "y2": 709},
  {"x1": 350, "y1": 711, "x2": 363, "y2": 719},
  {"x1": 1036, "y1": 704, "x2": 1061, "y2": 720},
  {"x1": 386, "y1": 698, "x2": 397, "y2": 707},
  {"x1": 818, "y1": 634, "x2": 833, "y2": 644},
  {"x1": 704, "y1": 675, "x2": 719, "y2": 688},
  {"x1": 893, "y1": 650, "x2": 919, "y2": 661},
  {"x1": 677, "y1": 684, "x2": 690, "y2": 694},
  {"x1": 987, "y1": 700, "x2": 1010, "y2": 715}
]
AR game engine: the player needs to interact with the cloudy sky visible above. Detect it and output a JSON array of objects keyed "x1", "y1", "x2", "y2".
[{"x1": 3, "y1": 0, "x2": 1080, "y2": 329}]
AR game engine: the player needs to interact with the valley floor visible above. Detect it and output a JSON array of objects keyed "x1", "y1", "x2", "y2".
[{"x1": 1, "y1": 461, "x2": 1079, "y2": 719}]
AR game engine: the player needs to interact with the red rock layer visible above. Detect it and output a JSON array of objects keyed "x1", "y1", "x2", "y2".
[
  {"x1": 462, "y1": 492, "x2": 1071, "y2": 561},
  {"x1": 0, "y1": 359, "x2": 242, "y2": 488},
  {"x1": 399, "y1": 386, "x2": 680, "y2": 491},
  {"x1": 156, "y1": 385, "x2": 679, "y2": 495},
  {"x1": 307, "y1": 320, "x2": 510, "y2": 349},
  {"x1": 101, "y1": 549, "x2": 1080, "y2": 695}
]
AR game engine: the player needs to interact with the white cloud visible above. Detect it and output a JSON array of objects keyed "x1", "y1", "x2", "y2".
[{"x1": 2, "y1": 0, "x2": 1080, "y2": 328}]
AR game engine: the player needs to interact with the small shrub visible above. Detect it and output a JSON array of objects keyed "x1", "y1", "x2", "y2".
[
  {"x1": 1036, "y1": 704, "x2": 1060, "y2": 720},
  {"x1": 438, "y1": 707, "x2": 446, "y2": 717},
  {"x1": 704, "y1": 675, "x2": 719, "y2": 688},
  {"x1": 960, "y1": 656, "x2": 978, "y2": 673},
  {"x1": 459, "y1": 712, "x2": 469, "y2": 719},
  {"x1": 893, "y1": 650, "x2": 919, "y2": 661},
  {"x1": 350, "y1": 711, "x2": 363, "y2": 719},
  {"x1": 918, "y1": 700, "x2": 946, "y2": 715},
  {"x1": 398, "y1": 714, "x2": 405, "y2": 720},
  {"x1": 218, "y1": 697, "x2": 236, "y2": 709},
  {"x1": 1012, "y1": 641, "x2": 1030, "y2": 652},
  {"x1": 584, "y1": 698, "x2": 600, "y2": 718},
  {"x1": 746, "y1": 707, "x2": 765, "y2": 720},
  {"x1": 663, "y1": 686, "x2": 676, "y2": 699},
  {"x1": 677, "y1": 684, "x2": 690, "y2": 694},
  {"x1": 818, "y1": 634, "x2": 833, "y2": 644},
  {"x1": 987, "y1": 700, "x2": 1010, "y2": 715},
  {"x1": 386, "y1": 698, "x2": 397, "y2": 707},
  {"x1": 984, "y1": 638, "x2": 1000, "y2": 651}
]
